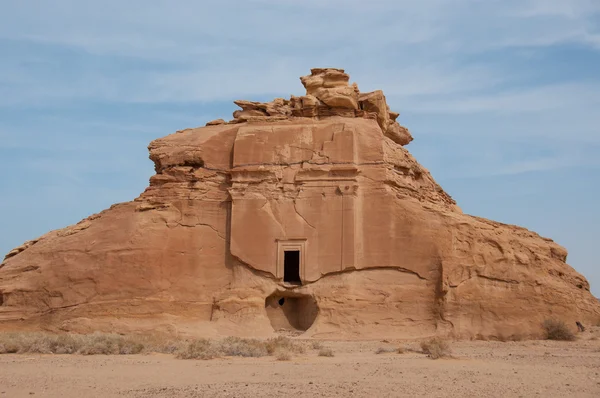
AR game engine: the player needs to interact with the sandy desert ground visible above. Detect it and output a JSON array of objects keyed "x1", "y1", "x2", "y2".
[{"x1": 1, "y1": 332, "x2": 599, "y2": 398}]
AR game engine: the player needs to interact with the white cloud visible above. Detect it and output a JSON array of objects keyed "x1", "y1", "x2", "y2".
[
  {"x1": 0, "y1": 0, "x2": 598, "y2": 108},
  {"x1": 0, "y1": 0, "x2": 599, "y2": 143},
  {"x1": 1, "y1": 0, "x2": 598, "y2": 56},
  {"x1": 464, "y1": 153, "x2": 600, "y2": 178},
  {"x1": 512, "y1": 0, "x2": 600, "y2": 18},
  {"x1": 398, "y1": 82, "x2": 600, "y2": 114}
]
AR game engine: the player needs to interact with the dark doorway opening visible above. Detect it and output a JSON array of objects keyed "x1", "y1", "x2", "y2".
[{"x1": 283, "y1": 250, "x2": 301, "y2": 284}]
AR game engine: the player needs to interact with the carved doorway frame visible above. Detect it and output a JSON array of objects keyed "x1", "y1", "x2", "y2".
[{"x1": 276, "y1": 238, "x2": 307, "y2": 283}]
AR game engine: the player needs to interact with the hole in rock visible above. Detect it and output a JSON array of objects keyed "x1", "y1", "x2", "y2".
[
  {"x1": 283, "y1": 250, "x2": 301, "y2": 285},
  {"x1": 183, "y1": 159, "x2": 205, "y2": 168},
  {"x1": 265, "y1": 293, "x2": 318, "y2": 332}
]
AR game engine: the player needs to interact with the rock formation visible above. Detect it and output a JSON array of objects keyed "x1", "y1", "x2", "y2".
[{"x1": 1, "y1": 68, "x2": 598, "y2": 339}]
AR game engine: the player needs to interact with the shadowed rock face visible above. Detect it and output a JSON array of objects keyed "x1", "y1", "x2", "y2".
[{"x1": 1, "y1": 68, "x2": 599, "y2": 339}]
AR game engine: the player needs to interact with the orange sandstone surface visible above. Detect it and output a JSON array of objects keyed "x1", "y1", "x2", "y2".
[{"x1": 1, "y1": 68, "x2": 598, "y2": 339}]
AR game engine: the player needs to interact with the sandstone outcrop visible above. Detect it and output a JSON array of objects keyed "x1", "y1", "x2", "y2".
[
  {"x1": 228, "y1": 68, "x2": 413, "y2": 146},
  {"x1": 1, "y1": 69, "x2": 598, "y2": 339}
]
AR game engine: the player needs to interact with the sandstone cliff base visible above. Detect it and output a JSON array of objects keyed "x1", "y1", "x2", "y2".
[{"x1": 1, "y1": 68, "x2": 599, "y2": 339}]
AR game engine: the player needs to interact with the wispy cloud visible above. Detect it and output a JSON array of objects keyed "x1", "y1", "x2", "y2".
[
  {"x1": 459, "y1": 151, "x2": 600, "y2": 178},
  {"x1": 0, "y1": 0, "x2": 598, "y2": 106},
  {"x1": 399, "y1": 82, "x2": 600, "y2": 114}
]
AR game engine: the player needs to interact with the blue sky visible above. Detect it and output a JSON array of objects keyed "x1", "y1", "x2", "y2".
[{"x1": 1, "y1": 0, "x2": 599, "y2": 295}]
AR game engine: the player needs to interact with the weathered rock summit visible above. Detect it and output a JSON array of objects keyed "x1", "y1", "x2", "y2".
[
  {"x1": 1, "y1": 68, "x2": 598, "y2": 339},
  {"x1": 214, "y1": 68, "x2": 413, "y2": 146}
]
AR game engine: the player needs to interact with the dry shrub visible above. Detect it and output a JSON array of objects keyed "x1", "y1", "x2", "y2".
[
  {"x1": 311, "y1": 341, "x2": 323, "y2": 350},
  {"x1": 275, "y1": 351, "x2": 292, "y2": 361},
  {"x1": 318, "y1": 348, "x2": 334, "y2": 357},
  {"x1": 176, "y1": 336, "x2": 304, "y2": 360},
  {"x1": 219, "y1": 337, "x2": 268, "y2": 358},
  {"x1": 265, "y1": 336, "x2": 305, "y2": 355},
  {"x1": 176, "y1": 338, "x2": 265, "y2": 360},
  {"x1": 0, "y1": 332, "x2": 80, "y2": 354},
  {"x1": 0, "y1": 337, "x2": 19, "y2": 354},
  {"x1": 375, "y1": 346, "x2": 397, "y2": 354},
  {"x1": 0, "y1": 332, "x2": 148, "y2": 355},
  {"x1": 0, "y1": 332, "x2": 309, "y2": 361},
  {"x1": 401, "y1": 344, "x2": 422, "y2": 354},
  {"x1": 504, "y1": 334, "x2": 526, "y2": 342},
  {"x1": 496, "y1": 333, "x2": 526, "y2": 342},
  {"x1": 176, "y1": 339, "x2": 219, "y2": 360},
  {"x1": 144, "y1": 338, "x2": 186, "y2": 354},
  {"x1": 420, "y1": 337, "x2": 451, "y2": 359},
  {"x1": 542, "y1": 319, "x2": 575, "y2": 341},
  {"x1": 79, "y1": 333, "x2": 145, "y2": 355}
]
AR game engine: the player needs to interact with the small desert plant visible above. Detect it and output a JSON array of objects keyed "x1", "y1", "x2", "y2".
[
  {"x1": 175, "y1": 337, "x2": 305, "y2": 360},
  {"x1": 0, "y1": 337, "x2": 20, "y2": 354},
  {"x1": 542, "y1": 319, "x2": 575, "y2": 341},
  {"x1": 79, "y1": 333, "x2": 146, "y2": 355},
  {"x1": 0, "y1": 332, "x2": 149, "y2": 355},
  {"x1": 318, "y1": 348, "x2": 334, "y2": 357},
  {"x1": 275, "y1": 351, "x2": 292, "y2": 361},
  {"x1": 146, "y1": 339, "x2": 186, "y2": 354},
  {"x1": 375, "y1": 346, "x2": 397, "y2": 354},
  {"x1": 176, "y1": 339, "x2": 219, "y2": 360},
  {"x1": 420, "y1": 337, "x2": 451, "y2": 359},
  {"x1": 219, "y1": 336, "x2": 269, "y2": 358},
  {"x1": 265, "y1": 336, "x2": 305, "y2": 355},
  {"x1": 512, "y1": 334, "x2": 527, "y2": 341},
  {"x1": 0, "y1": 332, "x2": 79, "y2": 354},
  {"x1": 499, "y1": 334, "x2": 526, "y2": 342},
  {"x1": 0, "y1": 332, "x2": 312, "y2": 360},
  {"x1": 311, "y1": 341, "x2": 323, "y2": 350}
]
